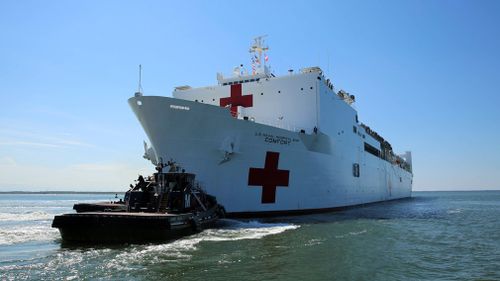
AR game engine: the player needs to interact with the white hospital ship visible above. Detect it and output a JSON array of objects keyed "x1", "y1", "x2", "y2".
[{"x1": 129, "y1": 36, "x2": 413, "y2": 216}]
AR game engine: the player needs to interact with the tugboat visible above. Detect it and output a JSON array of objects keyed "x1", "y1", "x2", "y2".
[{"x1": 52, "y1": 161, "x2": 225, "y2": 243}]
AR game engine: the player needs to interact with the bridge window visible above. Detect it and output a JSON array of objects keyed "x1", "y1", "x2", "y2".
[
  {"x1": 353, "y1": 126, "x2": 357, "y2": 133},
  {"x1": 364, "y1": 142, "x2": 381, "y2": 158}
]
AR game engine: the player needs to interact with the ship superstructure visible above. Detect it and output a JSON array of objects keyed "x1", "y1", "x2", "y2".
[{"x1": 129, "y1": 37, "x2": 412, "y2": 216}]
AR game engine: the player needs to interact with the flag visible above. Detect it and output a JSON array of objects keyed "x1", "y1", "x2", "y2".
[{"x1": 264, "y1": 54, "x2": 269, "y2": 62}]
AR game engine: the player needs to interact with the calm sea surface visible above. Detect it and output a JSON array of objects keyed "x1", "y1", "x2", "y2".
[{"x1": 0, "y1": 191, "x2": 499, "y2": 281}]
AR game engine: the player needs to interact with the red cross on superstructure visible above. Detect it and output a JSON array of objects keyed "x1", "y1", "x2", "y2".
[
  {"x1": 219, "y1": 84, "x2": 253, "y2": 117},
  {"x1": 248, "y1": 151, "x2": 290, "y2": 204}
]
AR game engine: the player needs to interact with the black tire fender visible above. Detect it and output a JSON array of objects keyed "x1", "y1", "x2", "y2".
[{"x1": 190, "y1": 218, "x2": 199, "y2": 232}]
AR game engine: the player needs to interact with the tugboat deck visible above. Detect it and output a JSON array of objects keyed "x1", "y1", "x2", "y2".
[{"x1": 62, "y1": 212, "x2": 192, "y2": 217}]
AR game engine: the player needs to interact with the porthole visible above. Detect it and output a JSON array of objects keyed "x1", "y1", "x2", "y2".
[
  {"x1": 261, "y1": 93, "x2": 263, "y2": 95},
  {"x1": 310, "y1": 86, "x2": 313, "y2": 89},
  {"x1": 278, "y1": 90, "x2": 281, "y2": 93},
  {"x1": 353, "y1": 163, "x2": 360, "y2": 177},
  {"x1": 301, "y1": 88, "x2": 303, "y2": 91}
]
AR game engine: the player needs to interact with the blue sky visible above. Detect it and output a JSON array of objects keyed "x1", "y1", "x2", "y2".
[{"x1": 0, "y1": 0, "x2": 499, "y2": 191}]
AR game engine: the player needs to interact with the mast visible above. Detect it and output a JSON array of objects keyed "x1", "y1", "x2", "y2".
[
  {"x1": 249, "y1": 35, "x2": 269, "y2": 75},
  {"x1": 135, "y1": 64, "x2": 143, "y2": 97}
]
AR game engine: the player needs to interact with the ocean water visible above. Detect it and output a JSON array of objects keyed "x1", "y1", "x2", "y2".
[{"x1": 0, "y1": 191, "x2": 499, "y2": 281}]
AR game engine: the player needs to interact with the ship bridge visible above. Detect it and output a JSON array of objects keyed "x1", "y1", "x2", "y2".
[{"x1": 172, "y1": 36, "x2": 359, "y2": 135}]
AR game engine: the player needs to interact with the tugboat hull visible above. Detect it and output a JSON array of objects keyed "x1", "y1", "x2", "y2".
[
  {"x1": 52, "y1": 208, "x2": 219, "y2": 243},
  {"x1": 52, "y1": 163, "x2": 224, "y2": 243}
]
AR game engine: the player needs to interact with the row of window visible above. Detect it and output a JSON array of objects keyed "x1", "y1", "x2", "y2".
[
  {"x1": 222, "y1": 78, "x2": 260, "y2": 86},
  {"x1": 353, "y1": 163, "x2": 404, "y2": 183},
  {"x1": 194, "y1": 87, "x2": 315, "y2": 103}
]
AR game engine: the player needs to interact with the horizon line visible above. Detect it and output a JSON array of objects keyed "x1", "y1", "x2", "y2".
[{"x1": 1, "y1": 189, "x2": 499, "y2": 194}]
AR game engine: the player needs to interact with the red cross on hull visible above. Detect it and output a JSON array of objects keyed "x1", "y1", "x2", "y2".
[
  {"x1": 248, "y1": 151, "x2": 290, "y2": 204},
  {"x1": 220, "y1": 84, "x2": 253, "y2": 117}
]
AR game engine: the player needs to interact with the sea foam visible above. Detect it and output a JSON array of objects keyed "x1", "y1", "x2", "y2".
[
  {"x1": 105, "y1": 219, "x2": 299, "y2": 270},
  {"x1": 0, "y1": 225, "x2": 59, "y2": 245},
  {"x1": 0, "y1": 211, "x2": 54, "y2": 222}
]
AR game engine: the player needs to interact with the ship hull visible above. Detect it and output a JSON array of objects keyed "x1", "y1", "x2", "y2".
[{"x1": 129, "y1": 96, "x2": 412, "y2": 216}]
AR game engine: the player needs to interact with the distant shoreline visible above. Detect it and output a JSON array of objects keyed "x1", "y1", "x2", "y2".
[
  {"x1": 0, "y1": 190, "x2": 498, "y2": 195},
  {"x1": 0, "y1": 191, "x2": 124, "y2": 194}
]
